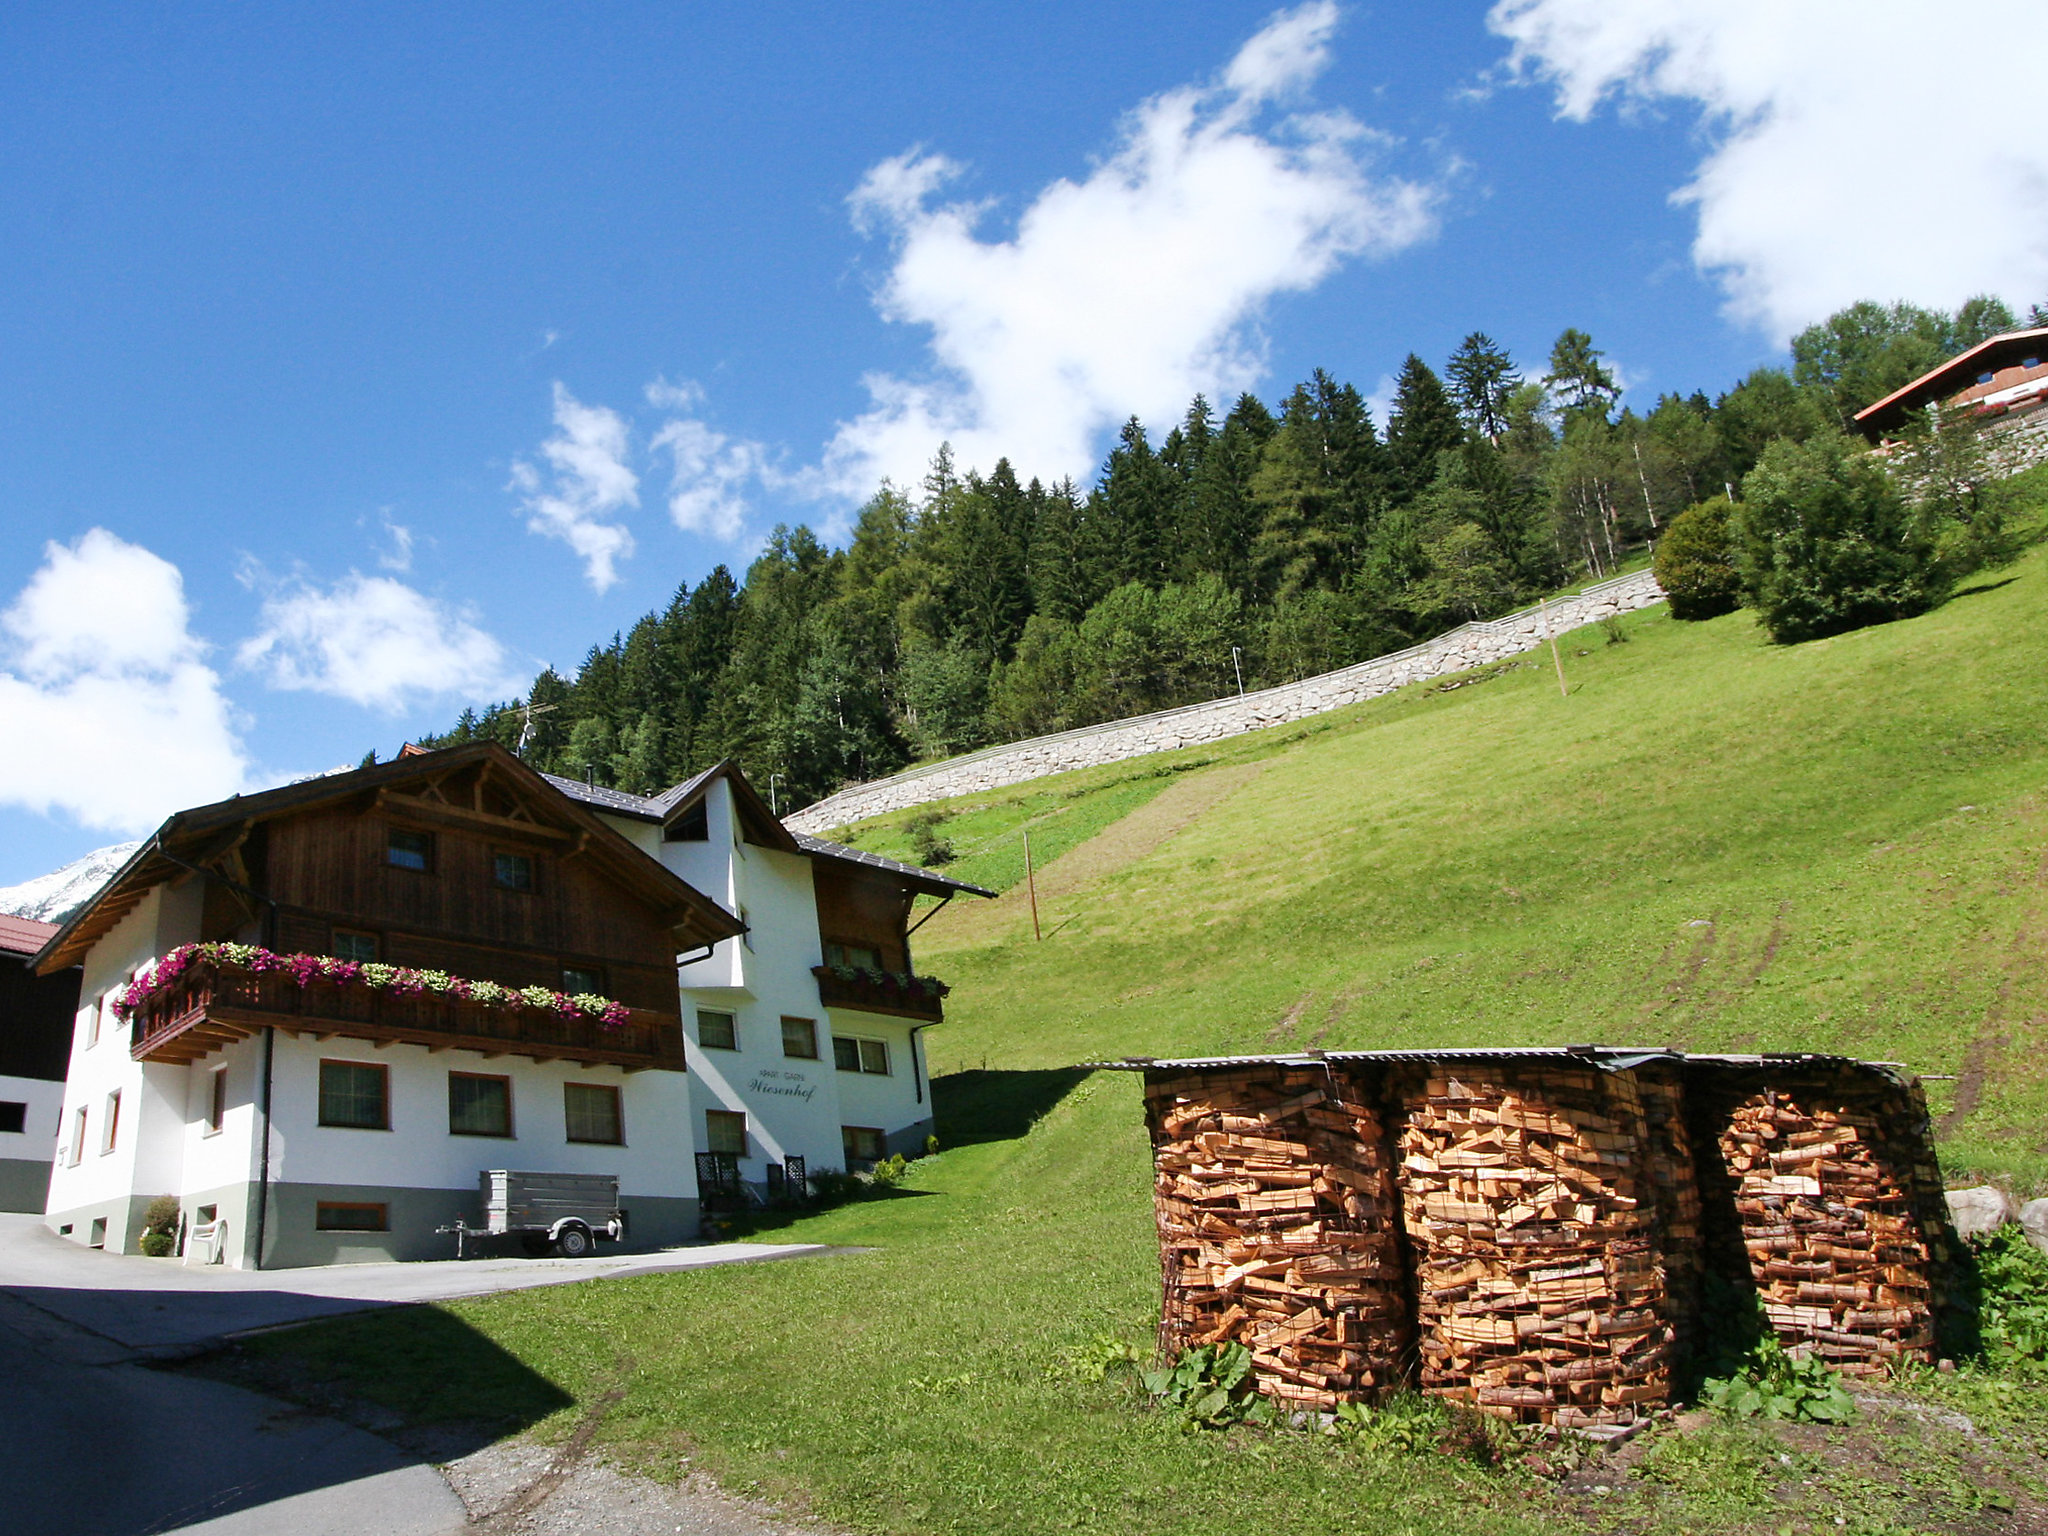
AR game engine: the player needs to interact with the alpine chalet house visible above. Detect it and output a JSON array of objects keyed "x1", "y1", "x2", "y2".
[
  {"x1": 1855, "y1": 325, "x2": 2048, "y2": 470},
  {"x1": 0, "y1": 914, "x2": 79, "y2": 1211},
  {"x1": 36, "y1": 743, "x2": 743, "y2": 1266},
  {"x1": 540, "y1": 761, "x2": 993, "y2": 1196}
]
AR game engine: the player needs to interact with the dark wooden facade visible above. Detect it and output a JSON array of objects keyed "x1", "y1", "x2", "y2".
[
  {"x1": 39, "y1": 744, "x2": 743, "y2": 1071},
  {"x1": 811, "y1": 863, "x2": 916, "y2": 977},
  {"x1": 1, "y1": 920, "x2": 77, "y2": 1083}
]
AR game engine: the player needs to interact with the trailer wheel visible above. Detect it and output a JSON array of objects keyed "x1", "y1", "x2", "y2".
[
  {"x1": 554, "y1": 1223, "x2": 594, "y2": 1258},
  {"x1": 520, "y1": 1232, "x2": 553, "y2": 1258}
]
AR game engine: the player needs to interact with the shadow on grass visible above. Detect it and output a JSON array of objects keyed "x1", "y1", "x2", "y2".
[
  {"x1": 192, "y1": 1302, "x2": 575, "y2": 1458},
  {"x1": 709, "y1": 1183, "x2": 937, "y2": 1239},
  {"x1": 1951, "y1": 576, "x2": 2020, "y2": 599},
  {"x1": 933, "y1": 1066, "x2": 1092, "y2": 1148}
]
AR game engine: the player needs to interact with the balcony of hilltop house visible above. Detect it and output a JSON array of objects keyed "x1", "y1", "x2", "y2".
[
  {"x1": 126, "y1": 951, "x2": 682, "y2": 1071},
  {"x1": 811, "y1": 965, "x2": 949, "y2": 1023}
]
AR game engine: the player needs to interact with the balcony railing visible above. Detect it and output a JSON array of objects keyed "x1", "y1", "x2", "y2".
[
  {"x1": 812, "y1": 966, "x2": 947, "y2": 1023},
  {"x1": 130, "y1": 961, "x2": 682, "y2": 1070}
]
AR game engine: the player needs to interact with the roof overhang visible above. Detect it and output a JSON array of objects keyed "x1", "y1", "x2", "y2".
[{"x1": 35, "y1": 742, "x2": 744, "y2": 973}]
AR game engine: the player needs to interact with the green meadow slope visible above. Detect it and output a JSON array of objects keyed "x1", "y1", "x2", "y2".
[
  {"x1": 875, "y1": 527, "x2": 2048, "y2": 1190},
  {"x1": 227, "y1": 514, "x2": 2048, "y2": 1536}
]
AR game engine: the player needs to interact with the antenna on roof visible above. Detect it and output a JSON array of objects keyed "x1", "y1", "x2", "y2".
[{"x1": 515, "y1": 701, "x2": 558, "y2": 756}]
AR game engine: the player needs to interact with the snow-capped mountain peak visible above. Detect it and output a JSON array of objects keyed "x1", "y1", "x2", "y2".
[{"x1": 0, "y1": 842, "x2": 141, "y2": 925}]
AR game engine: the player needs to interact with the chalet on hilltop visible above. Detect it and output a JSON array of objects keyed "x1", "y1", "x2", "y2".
[
  {"x1": 34, "y1": 742, "x2": 987, "y2": 1267},
  {"x1": 0, "y1": 914, "x2": 78, "y2": 1213},
  {"x1": 1854, "y1": 326, "x2": 2048, "y2": 467}
]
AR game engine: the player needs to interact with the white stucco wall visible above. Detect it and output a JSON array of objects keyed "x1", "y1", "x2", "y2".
[
  {"x1": 825, "y1": 1011, "x2": 929, "y2": 1150},
  {"x1": 44, "y1": 886, "x2": 199, "y2": 1243},
  {"x1": 264, "y1": 1032, "x2": 695, "y2": 1201}
]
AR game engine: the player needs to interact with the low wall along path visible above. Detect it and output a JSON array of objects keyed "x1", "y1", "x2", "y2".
[{"x1": 786, "y1": 569, "x2": 1665, "y2": 833}]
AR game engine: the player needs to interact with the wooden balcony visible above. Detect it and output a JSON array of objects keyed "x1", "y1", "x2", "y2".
[
  {"x1": 812, "y1": 966, "x2": 946, "y2": 1023},
  {"x1": 130, "y1": 963, "x2": 683, "y2": 1071}
]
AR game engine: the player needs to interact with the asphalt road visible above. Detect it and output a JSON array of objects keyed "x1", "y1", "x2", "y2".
[{"x1": 0, "y1": 1215, "x2": 838, "y2": 1533}]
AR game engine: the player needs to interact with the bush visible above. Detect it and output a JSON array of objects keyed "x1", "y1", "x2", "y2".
[
  {"x1": 140, "y1": 1231, "x2": 175, "y2": 1258},
  {"x1": 1976, "y1": 1225, "x2": 2048, "y2": 1362},
  {"x1": 905, "y1": 811, "x2": 955, "y2": 867},
  {"x1": 1735, "y1": 434, "x2": 1945, "y2": 643},
  {"x1": 1654, "y1": 499, "x2": 1745, "y2": 620}
]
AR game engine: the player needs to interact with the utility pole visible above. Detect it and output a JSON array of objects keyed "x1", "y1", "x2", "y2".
[
  {"x1": 514, "y1": 700, "x2": 557, "y2": 756},
  {"x1": 1230, "y1": 645, "x2": 1245, "y2": 698},
  {"x1": 1540, "y1": 598, "x2": 1568, "y2": 699},
  {"x1": 768, "y1": 773, "x2": 784, "y2": 816},
  {"x1": 1023, "y1": 829, "x2": 1042, "y2": 942}
]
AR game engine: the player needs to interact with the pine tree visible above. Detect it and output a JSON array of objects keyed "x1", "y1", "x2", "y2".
[
  {"x1": 1544, "y1": 329, "x2": 1620, "y2": 421},
  {"x1": 1385, "y1": 353, "x2": 1466, "y2": 502},
  {"x1": 1446, "y1": 332, "x2": 1521, "y2": 442},
  {"x1": 1251, "y1": 372, "x2": 1386, "y2": 600},
  {"x1": 1096, "y1": 418, "x2": 1178, "y2": 588}
]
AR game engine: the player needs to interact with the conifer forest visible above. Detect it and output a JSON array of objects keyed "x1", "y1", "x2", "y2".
[{"x1": 420, "y1": 298, "x2": 2028, "y2": 809}]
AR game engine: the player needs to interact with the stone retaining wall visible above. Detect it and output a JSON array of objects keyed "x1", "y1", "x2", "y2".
[{"x1": 786, "y1": 568, "x2": 1665, "y2": 832}]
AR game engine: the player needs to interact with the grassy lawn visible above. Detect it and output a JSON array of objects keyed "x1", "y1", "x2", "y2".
[{"x1": 217, "y1": 500, "x2": 2048, "y2": 1533}]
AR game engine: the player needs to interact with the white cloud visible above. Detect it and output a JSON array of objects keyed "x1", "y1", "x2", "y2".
[
  {"x1": 237, "y1": 573, "x2": 521, "y2": 713},
  {"x1": 1489, "y1": 0, "x2": 2048, "y2": 341},
  {"x1": 821, "y1": 1, "x2": 1440, "y2": 493},
  {"x1": 0, "y1": 529, "x2": 248, "y2": 833},
  {"x1": 646, "y1": 377, "x2": 774, "y2": 542},
  {"x1": 510, "y1": 382, "x2": 639, "y2": 591},
  {"x1": 375, "y1": 515, "x2": 415, "y2": 573}
]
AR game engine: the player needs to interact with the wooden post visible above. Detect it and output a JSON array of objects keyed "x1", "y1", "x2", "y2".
[
  {"x1": 1023, "y1": 829, "x2": 1043, "y2": 941},
  {"x1": 1541, "y1": 598, "x2": 1568, "y2": 699}
]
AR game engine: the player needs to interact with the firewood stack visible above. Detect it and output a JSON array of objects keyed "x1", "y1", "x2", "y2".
[
  {"x1": 1144, "y1": 1065, "x2": 1409, "y2": 1409},
  {"x1": 1394, "y1": 1065, "x2": 1673, "y2": 1427},
  {"x1": 1714, "y1": 1084, "x2": 1939, "y2": 1375},
  {"x1": 1635, "y1": 1062, "x2": 1705, "y2": 1371}
]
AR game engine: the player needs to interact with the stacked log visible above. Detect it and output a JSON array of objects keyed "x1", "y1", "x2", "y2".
[
  {"x1": 1144, "y1": 1065, "x2": 1408, "y2": 1408},
  {"x1": 1713, "y1": 1083, "x2": 1939, "y2": 1375},
  {"x1": 1395, "y1": 1064, "x2": 1672, "y2": 1427}
]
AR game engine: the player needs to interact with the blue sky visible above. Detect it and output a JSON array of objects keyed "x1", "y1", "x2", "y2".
[{"x1": 3, "y1": 2, "x2": 2044, "y2": 886}]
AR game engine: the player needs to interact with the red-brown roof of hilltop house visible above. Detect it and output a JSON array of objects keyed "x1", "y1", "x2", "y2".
[
  {"x1": 0, "y1": 914, "x2": 59, "y2": 958},
  {"x1": 1854, "y1": 327, "x2": 2048, "y2": 438}
]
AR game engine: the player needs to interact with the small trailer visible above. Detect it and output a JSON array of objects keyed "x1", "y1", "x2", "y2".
[{"x1": 479, "y1": 1169, "x2": 624, "y2": 1257}]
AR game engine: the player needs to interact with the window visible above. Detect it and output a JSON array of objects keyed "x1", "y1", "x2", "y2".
[
  {"x1": 204, "y1": 1070, "x2": 227, "y2": 1136},
  {"x1": 68, "y1": 1107, "x2": 86, "y2": 1167},
  {"x1": 564, "y1": 1082, "x2": 623, "y2": 1145},
  {"x1": 665, "y1": 800, "x2": 709, "y2": 841},
  {"x1": 1978, "y1": 370, "x2": 1996, "y2": 384},
  {"x1": 318, "y1": 1061, "x2": 390, "y2": 1130},
  {"x1": 101, "y1": 1091, "x2": 121, "y2": 1155},
  {"x1": 494, "y1": 851, "x2": 535, "y2": 892},
  {"x1": 833, "y1": 1036, "x2": 891, "y2": 1075},
  {"x1": 842, "y1": 1126, "x2": 885, "y2": 1166},
  {"x1": 449, "y1": 1073, "x2": 513, "y2": 1137},
  {"x1": 0, "y1": 1102, "x2": 24, "y2": 1135},
  {"x1": 697, "y1": 1009, "x2": 738, "y2": 1051},
  {"x1": 780, "y1": 1016, "x2": 819, "y2": 1059},
  {"x1": 561, "y1": 966, "x2": 605, "y2": 996},
  {"x1": 824, "y1": 942, "x2": 884, "y2": 972},
  {"x1": 88, "y1": 1216, "x2": 107, "y2": 1248},
  {"x1": 86, "y1": 996, "x2": 102, "y2": 1047},
  {"x1": 316, "y1": 1202, "x2": 388, "y2": 1232},
  {"x1": 704, "y1": 1109, "x2": 747, "y2": 1157},
  {"x1": 332, "y1": 929, "x2": 378, "y2": 964},
  {"x1": 386, "y1": 828, "x2": 433, "y2": 871}
]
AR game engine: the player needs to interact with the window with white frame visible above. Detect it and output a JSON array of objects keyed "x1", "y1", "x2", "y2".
[
  {"x1": 833, "y1": 1035, "x2": 892, "y2": 1075},
  {"x1": 100, "y1": 1091, "x2": 121, "y2": 1155}
]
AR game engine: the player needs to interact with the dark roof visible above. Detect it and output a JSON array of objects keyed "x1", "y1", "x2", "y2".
[
  {"x1": 36, "y1": 742, "x2": 744, "y2": 973},
  {"x1": 552, "y1": 761, "x2": 992, "y2": 898},
  {"x1": 793, "y1": 834, "x2": 997, "y2": 899},
  {"x1": 0, "y1": 914, "x2": 58, "y2": 958},
  {"x1": 1854, "y1": 326, "x2": 2048, "y2": 436},
  {"x1": 1092, "y1": 1046, "x2": 1906, "y2": 1078}
]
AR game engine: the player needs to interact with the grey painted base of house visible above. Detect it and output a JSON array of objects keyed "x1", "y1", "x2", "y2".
[
  {"x1": 886, "y1": 1117, "x2": 935, "y2": 1159},
  {"x1": 257, "y1": 1183, "x2": 701, "y2": 1269},
  {"x1": 0, "y1": 1155, "x2": 51, "y2": 1213},
  {"x1": 44, "y1": 1192, "x2": 157, "y2": 1254}
]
